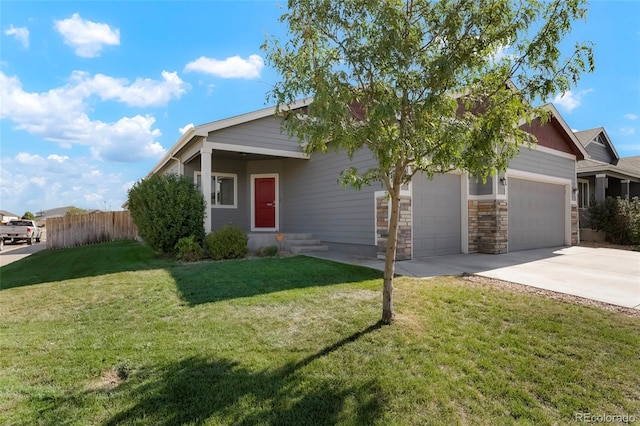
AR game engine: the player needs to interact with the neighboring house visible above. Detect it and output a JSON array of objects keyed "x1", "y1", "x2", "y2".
[
  {"x1": 0, "y1": 210, "x2": 20, "y2": 224},
  {"x1": 32, "y1": 206, "x2": 97, "y2": 226},
  {"x1": 148, "y1": 101, "x2": 586, "y2": 259},
  {"x1": 575, "y1": 127, "x2": 640, "y2": 208}
]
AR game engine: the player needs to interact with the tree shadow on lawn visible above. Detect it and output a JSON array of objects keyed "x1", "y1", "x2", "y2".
[
  {"x1": 37, "y1": 322, "x2": 386, "y2": 426},
  {"x1": 0, "y1": 240, "x2": 168, "y2": 291},
  {"x1": 170, "y1": 256, "x2": 383, "y2": 306}
]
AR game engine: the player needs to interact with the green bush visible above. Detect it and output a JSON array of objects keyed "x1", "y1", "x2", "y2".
[
  {"x1": 206, "y1": 226, "x2": 248, "y2": 260},
  {"x1": 175, "y1": 235, "x2": 203, "y2": 262},
  {"x1": 127, "y1": 173, "x2": 206, "y2": 254},
  {"x1": 256, "y1": 245, "x2": 279, "y2": 257},
  {"x1": 588, "y1": 196, "x2": 640, "y2": 245}
]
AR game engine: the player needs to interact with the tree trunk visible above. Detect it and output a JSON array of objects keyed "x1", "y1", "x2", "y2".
[{"x1": 382, "y1": 189, "x2": 401, "y2": 324}]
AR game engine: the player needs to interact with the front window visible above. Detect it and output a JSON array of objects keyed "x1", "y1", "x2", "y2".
[
  {"x1": 578, "y1": 179, "x2": 589, "y2": 208},
  {"x1": 195, "y1": 172, "x2": 237, "y2": 208}
]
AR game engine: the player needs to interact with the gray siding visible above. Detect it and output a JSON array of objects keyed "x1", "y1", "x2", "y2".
[
  {"x1": 184, "y1": 156, "x2": 200, "y2": 180},
  {"x1": 586, "y1": 142, "x2": 615, "y2": 164},
  {"x1": 208, "y1": 116, "x2": 303, "y2": 154},
  {"x1": 509, "y1": 148, "x2": 576, "y2": 188},
  {"x1": 161, "y1": 161, "x2": 179, "y2": 175},
  {"x1": 281, "y1": 149, "x2": 380, "y2": 248},
  {"x1": 508, "y1": 178, "x2": 565, "y2": 251},
  {"x1": 209, "y1": 159, "x2": 247, "y2": 230},
  {"x1": 413, "y1": 173, "x2": 462, "y2": 257}
]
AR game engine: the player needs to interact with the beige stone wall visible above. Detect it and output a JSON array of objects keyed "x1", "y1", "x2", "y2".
[
  {"x1": 571, "y1": 205, "x2": 579, "y2": 245},
  {"x1": 468, "y1": 199, "x2": 508, "y2": 254},
  {"x1": 468, "y1": 200, "x2": 479, "y2": 253},
  {"x1": 376, "y1": 195, "x2": 412, "y2": 260}
]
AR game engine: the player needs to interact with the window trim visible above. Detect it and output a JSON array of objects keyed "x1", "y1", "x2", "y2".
[
  {"x1": 194, "y1": 171, "x2": 238, "y2": 209},
  {"x1": 577, "y1": 178, "x2": 590, "y2": 208}
]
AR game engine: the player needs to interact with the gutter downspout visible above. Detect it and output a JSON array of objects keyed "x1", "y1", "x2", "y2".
[{"x1": 170, "y1": 156, "x2": 184, "y2": 176}]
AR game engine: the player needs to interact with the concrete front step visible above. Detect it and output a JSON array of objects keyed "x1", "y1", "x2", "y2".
[
  {"x1": 248, "y1": 232, "x2": 322, "y2": 253},
  {"x1": 290, "y1": 245, "x2": 329, "y2": 254},
  {"x1": 286, "y1": 238, "x2": 322, "y2": 246}
]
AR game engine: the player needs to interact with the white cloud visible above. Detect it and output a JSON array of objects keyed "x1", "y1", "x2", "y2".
[
  {"x1": 4, "y1": 25, "x2": 29, "y2": 48},
  {"x1": 16, "y1": 152, "x2": 46, "y2": 166},
  {"x1": 0, "y1": 154, "x2": 133, "y2": 213},
  {"x1": 619, "y1": 127, "x2": 636, "y2": 136},
  {"x1": 185, "y1": 54, "x2": 264, "y2": 79},
  {"x1": 30, "y1": 176, "x2": 47, "y2": 187},
  {"x1": 90, "y1": 115, "x2": 165, "y2": 162},
  {"x1": 73, "y1": 70, "x2": 188, "y2": 107},
  {"x1": 47, "y1": 154, "x2": 70, "y2": 163},
  {"x1": 179, "y1": 123, "x2": 194, "y2": 134},
  {"x1": 0, "y1": 70, "x2": 191, "y2": 162},
  {"x1": 488, "y1": 44, "x2": 513, "y2": 65},
  {"x1": 84, "y1": 193, "x2": 103, "y2": 204},
  {"x1": 552, "y1": 89, "x2": 593, "y2": 113},
  {"x1": 54, "y1": 13, "x2": 120, "y2": 58},
  {"x1": 624, "y1": 113, "x2": 638, "y2": 121}
]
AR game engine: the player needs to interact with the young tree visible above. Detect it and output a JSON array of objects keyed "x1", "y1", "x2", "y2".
[
  {"x1": 65, "y1": 207, "x2": 88, "y2": 216},
  {"x1": 264, "y1": 0, "x2": 593, "y2": 324},
  {"x1": 22, "y1": 211, "x2": 35, "y2": 220}
]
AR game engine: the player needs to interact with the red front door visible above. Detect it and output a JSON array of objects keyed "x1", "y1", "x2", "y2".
[{"x1": 255, "y1": 177, "x2": 276, "y2": 228}]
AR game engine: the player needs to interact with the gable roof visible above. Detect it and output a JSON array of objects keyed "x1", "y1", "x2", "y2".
[
  {"x1": 149, "y1": 96, "x2": 588, "y2": 177},
  {"x1": 149, "y1": 98, "x2": 313, "y2": 177},
  {"x1": 574, "y1": 127, "x2": 620, "y2": 162},
  {"x1": 0, "y1": 210, "x2": 19, "y2": 218},
  {"x1": 617, "y1": 155, "x2": 640, "y2": 175},
  {"x1": 577, "y1": 157, "x2": 640, "y2": 181},
  {"x1": 574, "y1": 127, "x2": 602, "y2": 147},
  {"x1": 540, "y1": 103, "x2": 589, "y2": 160}
]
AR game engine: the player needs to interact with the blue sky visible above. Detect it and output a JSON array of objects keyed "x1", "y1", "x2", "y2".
[{"x1": 1, "y1": 1, "x2": 639, "y2": 216}]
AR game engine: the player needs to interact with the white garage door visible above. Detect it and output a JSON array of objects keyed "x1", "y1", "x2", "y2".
[
  {"x1": 413, "y1": 173, "x2": 461, "y2": 257},
  {"x1": 508, "y1": 178, "x2": 566, "y2": 251}
]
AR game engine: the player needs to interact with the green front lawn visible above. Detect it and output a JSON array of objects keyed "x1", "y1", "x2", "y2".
[{"x1": 1, "y1": 241, "x2": 638, "y2": 425}]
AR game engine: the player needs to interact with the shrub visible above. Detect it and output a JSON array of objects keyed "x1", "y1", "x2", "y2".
[
  {"x1": 588, "y1": 196, "x2": 640, "y2": 245},
  {"x1": 256, "y1": 245, "x2": 279, "y2": 257},
  {"x1": 206, "y1": 226, "x2": 248, "y2": 260},
  {"x1": 127, "y1": 173, "x2": 206, "y2": 254},
  {"x1": 175, "y1": 235, "x2": 203, "y2": 262}
]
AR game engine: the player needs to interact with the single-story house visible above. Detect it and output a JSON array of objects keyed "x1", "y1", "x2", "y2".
[
  {"x1": 0, "y1": 210, "x2": 20, "y2": 224},
  {"x1": 148, "y1": 101, "x2": 587, "y2": 259},
  {"x1": 575, "y1": 127, "x2": 640, "y2": 208}
]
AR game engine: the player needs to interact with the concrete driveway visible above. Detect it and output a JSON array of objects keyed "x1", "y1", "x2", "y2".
[
  {"x1": 0, "y1": 241, "x2": 47, "y2": 267},
  {"x1": 308, "y1": 246, "x2": 640, "y2": 310}
]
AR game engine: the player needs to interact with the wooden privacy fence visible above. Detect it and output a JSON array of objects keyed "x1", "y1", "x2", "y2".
[{"x1": 47, "y1": 211, "x2": 138, "y2": 249}]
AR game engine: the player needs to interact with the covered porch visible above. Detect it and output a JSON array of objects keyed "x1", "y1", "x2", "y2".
[
  {"x1": 180, "y1": 140, "x2": 309, "y2": 234},
  {"x1": 577, "y1": 162, "x2": 640, "y2": 228}
]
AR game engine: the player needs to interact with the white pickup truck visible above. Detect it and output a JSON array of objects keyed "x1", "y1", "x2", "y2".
[{"x1": 0, "y1": 219, "x2": 42, "y2": 249}]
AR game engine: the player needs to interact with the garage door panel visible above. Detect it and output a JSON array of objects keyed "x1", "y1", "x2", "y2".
[
  {"x1": 413, "y1": 173, "x2": 461, "y2": 258},
  {"x1": 508, "y1": 178, "x2": 565, "y2": 251}
]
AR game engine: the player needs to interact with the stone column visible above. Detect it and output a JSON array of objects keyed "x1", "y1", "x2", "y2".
[
  {"x1": 476, "y1": 200, "x2": 508, "y2": 254},
  {"x1": 467, "y1": 200, "x2": 480, "y2": 253},
  {"x1": 571, "y1": 205, "x2": 579, "y2": 245},
  {"x1": 376, "y1": 194, "x2": 412, "y2": 260}
]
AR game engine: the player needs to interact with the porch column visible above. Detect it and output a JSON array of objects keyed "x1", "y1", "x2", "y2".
[
  {"x1": 621, "y1": 180, "x2": 630, "y2": 199},
  {"x1": 201, "y1": 146, "x2": 213, "y2": 233},
  {"x1": 595, "y1": 174, "x2": 607, "y2": 202}
]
